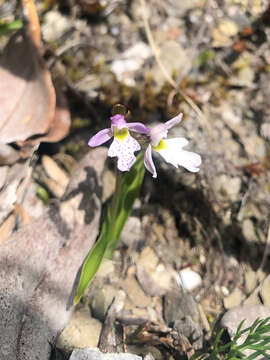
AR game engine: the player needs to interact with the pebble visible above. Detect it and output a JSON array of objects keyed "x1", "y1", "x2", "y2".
[
  {"x1": 244, "y1": 268, "x2": 258, "y2": 293},
  {"x1": 136, "y1": 265, "x2": 162, "y2": 297},
  {"x1": 260, "y1": 275, "x2": 270, "y2": 306},
  {"x1": 214, "y1": 175, "x2": 241, "y2": 202},
  {"x1": 242, "y1": 219, "x2": 257, "y2": 243},
  {"x1": 174, "y1": 316, "x2": 203, "y2": 350},
  {"x1": 150, "y1": 41, "x2": 189, "y2": 90},
  {"x1": 70, "y1": 348, "x2": 142, "y2": 360},
  {"x1": 178, "y1": 268, "x2": 202, "y2": 291},
  {"x1": 21, "y1": 182, "x2": 44, "y2": 219},
  {"x1": 42, "y1": 10, "x2": 70, "y2": 42},
  {"x1": 101, "y1": 170, "x2": 115, "y2": 202},
  {"x1": 243, "y1": 288, "x2": 261, "y2": 306},
  {"x1": 164, "y1": 290, "x2": 200, "y2": 325},
  {"x1": 111, "y1": 42, "x2": 152, "y2": 86},
  {"x1": 56, "y1": 307, "x2": 102, "y2": 352},
  {"x1": 95, "y1": 259, "x2": 115, "y2": 278},
  {"x1": 136, "y1": 246, "x2": 173, "y2": 296},
  {"x1": 120, "y1": 276, "x2": 151, "y2": 308},
  {"x1": 218, "y1": 19, "x2": 239, "y2": 37},
  {"x1": 42, "y1": 155, "x2": 69, "y2": 197},
  {"x1": 223, "y1": 287, "x2": 245, "y2": 309},
  {"x1": 90, "y1": 285, "x2": 119, "y2": 322},
  {"x1": 127, "y1": 345, "x2": 163, "y2": 360},
  {"x1": 121, "y1": 216, "x2": 143, "y2": 248}
]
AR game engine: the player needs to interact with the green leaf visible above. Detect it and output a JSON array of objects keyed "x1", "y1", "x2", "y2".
[
  {"x1": 106, "y1": 152, "x2": 145, "y2": 255},
  {"x1": 73, "y1": 153, "x2": 145, "y2": 304},
  {"x1": 0, "y1": 20, "x2": 23, "y2": 36},
  {"x1": 73, "y1": 224, "x2": 109, "y2": 305}
]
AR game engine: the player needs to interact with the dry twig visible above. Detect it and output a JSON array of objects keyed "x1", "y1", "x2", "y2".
[
  {"x1": 21, "y1": 0, "x2": 41, "y2": 48},
  {"x1": 139, "y1": 0, "x2": 212, "y2": 134}
]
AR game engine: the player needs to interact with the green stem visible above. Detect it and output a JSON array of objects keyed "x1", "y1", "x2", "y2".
[{"x1": 105, "y1": 170, "x2": 124, "y2": 258}]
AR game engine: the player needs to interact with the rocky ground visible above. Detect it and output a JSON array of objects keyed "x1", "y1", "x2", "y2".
[{"x1": 1, "y1": 0, "x2": 270, "y2": 359}]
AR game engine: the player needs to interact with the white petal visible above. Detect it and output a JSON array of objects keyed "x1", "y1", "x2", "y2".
[
  {"x1": 156, "y1": 138, "x2": 201, "y2": 173},
  {"x1": 144, "y1": 144, "x2": 157, "y2": 178},
  {"x1": 108, "y1": 134, "x2": 140, "y2": 172},
  {"x1": 163, "y1": 138, "x2": 189, "y2": 148}
]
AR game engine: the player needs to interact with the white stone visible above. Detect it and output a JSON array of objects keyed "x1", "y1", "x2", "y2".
[
  {"x1": 42, "y1": 10, "x2": 70, "y2": 42},
  {"x1": 178, "y1": 268, "x2": 202, "y2": 291},
  {"x1": 111, "y1": 42, "x2": 152, "y2": 85}
]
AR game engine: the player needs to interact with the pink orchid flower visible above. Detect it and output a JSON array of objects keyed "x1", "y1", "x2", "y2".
[
  {"x1": 88, "y1": 114, "x2": 149, "y2": 172},
  {"x1": 144, "y1": 113, "x2": 201, "y2": 178}
]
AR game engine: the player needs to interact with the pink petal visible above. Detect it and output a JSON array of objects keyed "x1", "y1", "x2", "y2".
[
  {"x1": 110, "y1": 114, "x2": 126, "y2": 128},
  {"x1": 127, "y1": 122, "x2": 150, "y2": 134},
  {"x1": 149, "y1": 123, "x2": 168, "y2": 147},
  {"x1": 165, "y1": 113, "x2": 183, "y2": 129},
  {"x1": 108, "y1": 134, "x2": 141, "y2": 172},
  {"x1": 88, "y1": 128, "x2": 112, "y2": 147},
  {"x1": 144, "y1": 144, "x2": 157, "y2": 178}
]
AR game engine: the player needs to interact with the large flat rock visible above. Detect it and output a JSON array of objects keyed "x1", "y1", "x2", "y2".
[{"x1": 0, "y1": 148, "x2": 106, "y2": 360}]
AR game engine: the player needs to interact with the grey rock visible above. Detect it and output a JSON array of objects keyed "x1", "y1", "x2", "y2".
[
  {"x1": 127, "y1": 345, "x2": 163, "y2": 360},
  {"x1": 21, "y1": 181, "x2": 45, "y2": 219},
  {"x1": 143, "y1": 354, "x2": 155, "y2": 360},
  {"x1": 244, "y1": 269, "x2": 258, "y2": 293},
  {"x1": 214, "y1": 175, "x2": 241, "y2": 202},
  {"x1": 91, "y1": 285, "x2": 119, "y2": 322},
  {"x1": 70, "y1": 348, "x2": 142, "y2": 360},
  {"x1": 0, "y1": 148, "x2": 106, "y2": 360},
  {"x1": 120, "y1": 276, "x2": 151, "y2": 308},
  {"x1": 136, "y1": 246, "x2": 173, "y2": 297},
  {"x1": 164, "y1": 289, "x2": 203, "y2": 349},
  {"x1": 151, "y1": 41, "x2": 190, "y2": 90},
  {"x1": 56, "y1": 307, "x2": 102, "y2": 352},
  {"x1": 121, "y1": 216, "x2": 142, "y2": 248},
  {"x1": 260, "y1": 275, "x2": 270, "y2": 306},
  {"x1": 174, "y1": 316, "x2": 203, "y2": 350},
  {"x1": 136, "y1": 264, "x2": 166, "y2": 297},
  {"x1": 164, "y1": 290, "x2": 200, "y2": 325},
  {"x1": 223, "y1": 287, "x2": 245, "y2": 309},
  {"x1": 98, "y1": 290, "x2": 126, "y2": 353}
]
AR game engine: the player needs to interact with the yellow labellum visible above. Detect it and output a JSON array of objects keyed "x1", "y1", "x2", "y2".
[
  {"x1": 152, "y1": 139, "x2": 168, "y2": 151},
  {"x1": 115, "y1": 127, "x2": 129, "y2": 141}
]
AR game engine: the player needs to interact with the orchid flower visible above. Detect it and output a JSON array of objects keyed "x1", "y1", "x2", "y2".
[
  {"x1": 88, "y1": 114, "x2": 149, "y2": 172},
  {"x1": 144, "y1": 113, "x2": 201, "y2": 178}
]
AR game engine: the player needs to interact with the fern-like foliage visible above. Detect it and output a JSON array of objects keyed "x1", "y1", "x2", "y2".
[{"x1": 191, "y1": 317, "x2": 270, "y2": 360}]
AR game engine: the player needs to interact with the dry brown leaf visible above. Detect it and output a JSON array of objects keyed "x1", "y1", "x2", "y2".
[
  {"x1": 0, "y1": 213, "x2": 15, "y2": 245},
  {"x1": 21, "y1": 0, "x2": 41, "y2": 48},
  {"x1": 0, "y1": 162, "x2": 30, "y2": 224},
  {"x1": 0, "y1": 32, "x2": 56, "y2": 144},
  {"x1": 24, "y1": 86, "x2": 71, "y2": 145}
]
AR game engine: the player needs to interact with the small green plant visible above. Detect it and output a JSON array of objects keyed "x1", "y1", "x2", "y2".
[
  {"x1": 192, "y1": 317, "x2": 270, "y2": 360},
  {"x1": 196, "y1": 49, "x2": 215, "y2": 67}
]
